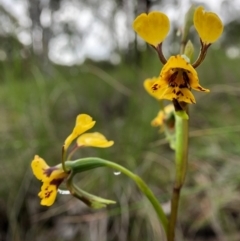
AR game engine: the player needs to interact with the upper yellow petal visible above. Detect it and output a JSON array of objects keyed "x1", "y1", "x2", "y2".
[
  {"x1": 64, "y1": 114, "x2": 96, "y2": 150},
  {"x1": 194, "y1": 6, "x2": 223, "y2": 44},
  {"x1": 77, "y1": 132, "x2": 114, "y2": 148},
  {"x1": 161, "y1": 55, "x2": 196, "y2": 76},
  {"x1": 31, "y1": 155, "x2": 49, "y2": 181},
  {"x1": 133, "y1": 11, "x2": 170, "y2": 46}
]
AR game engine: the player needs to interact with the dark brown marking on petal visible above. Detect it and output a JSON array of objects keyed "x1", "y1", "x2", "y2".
[
  {"x1": 182, "y1": 72, "x2": 191, "y2": 89},
  {"x1": 45, "y1": 190, "x2": 53, "y2": 198},
  {"x1": 176, "y1": 91, "x2": 184, "y2": 96},
  {"x1": 169, "y1": 83, "x2": 178, "y2": 87},
  {"x1": 44, "y1": 167, "x2": 58, "y2": 177},
  {"x1": 179, "y1": 84, "x2": 187, "y2": 88},
  {"x1": 168, "y1": 71, "x2": 178, "y2": 87},
  {"x1": 172, "y1": 89, "x2": 176, "y2": 94},
  {"x1": 152, "y1": 83, "x2": 159, "y2": 91},
  {"x1": 198, "y1": 86, "x2": 206, "y2": 91},
  {"x1": 182, "y1": 72, "x2": 189, "y2": 82},
  {"x1": 50, "y1": 178, "x2": 65, "y2": 188}
]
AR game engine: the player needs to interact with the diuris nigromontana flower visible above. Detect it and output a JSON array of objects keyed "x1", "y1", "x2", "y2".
[
  {"x1": 134, "y1": 7, "x2": 223, "y2": 104},
  {"x1": 31, "y1": 114, "x2": 114, "y2": 206},
  {"x1": 144, "y1": 55, "x2": 209, "y2": 104}
]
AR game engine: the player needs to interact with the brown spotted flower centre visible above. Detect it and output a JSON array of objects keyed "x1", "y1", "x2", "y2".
[
  {"x1": 151, "y1": 68, "x2": 192, "y2": 99},
  {"x1": 168, "y1": 68, "x2": 191, "y2": 89}
]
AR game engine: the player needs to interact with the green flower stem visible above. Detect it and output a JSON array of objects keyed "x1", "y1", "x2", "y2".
[
  {"x1": 167, "y1": 115, "x2": 189, "y2": 241},
  {"x1": 61, "y1": 146, "x2": 67, "y2": 172},
  {"x1": 175, "y1": 116, "x2": 189, "y2": 185},
  {"x1": 65, "y1": 157, "x2": 168, "y2": 235}
]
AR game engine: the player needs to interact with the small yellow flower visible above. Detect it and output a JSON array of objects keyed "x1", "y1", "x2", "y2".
[
  {"x1": 145, "y1": 55, "x2": 209, "y2": 103},
  {"x1": 77, "y1": 132, "x2": 114, "y2": 148},
  {"x1": 151, "y1": 104, "x2": 174, "y2": 127},
  {"x1": 31, "y1": 155, "x2": 68, "y2": 206},
  {"x1": 133, "y1": 11, "x2": 170, "y2": 46},
  {"x1": 64, "y1": 114, "x2": 96, "y2": 150},
  {"x1": 194, "y1": 6, "x2": 223, "y2": 44}
]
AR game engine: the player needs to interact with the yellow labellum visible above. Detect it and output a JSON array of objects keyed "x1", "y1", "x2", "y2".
[
  {"x1": 38, "y1": 182, "x2": 58, "y2": 206},
  {"x1": 194, "y1": 6, "x2": 223, "y2": 44},
  {"x1": 77, "y1": 132, "x2": 114, "y2": 148},
  {"x1": 133, "y1": 11, "x2": 170, "y2": 46}
]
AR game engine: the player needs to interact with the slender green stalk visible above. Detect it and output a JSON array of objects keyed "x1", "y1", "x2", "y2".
[
  {"x1": 167, "y1": 115, "x2": 189, "y2": 241},
  {"x1": 61, "y1": 146, "x2": 67, "y2": 172},
  {"x1": 167, "y1": 20, "x2": 191, "y2": 239},
  {"x1": 175, "y1": 116, "x2": 189, "y2": 185},
  {"x1": 65, "y1": 157, "x2": 168, "y2": 235}
]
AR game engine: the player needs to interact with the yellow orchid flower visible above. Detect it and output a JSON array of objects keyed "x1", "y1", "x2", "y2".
[
  {"x1": 31, "y1": 155, "x2": 68, "y2": 206},
  {"x1": 145, "y1": 55, "x2": 209, "y2": 104},
  {"x1": 31, "y1": 114, "x2": 114, "y2": 207},
  {"x1": 133, "y1": 11, "x2": 170, "y2": 46},
  {"x1": 151, "y1": 104, "x2": 176, "y2": 149},
  {"x1": 64, "y1": 114, "x2": 96, "y2": 150},
  {"x1": 77, "y1": 132, "x2": 114, "y2": 148},
  {"x1": 151, "y1": 104, "x2": 174, "y2": 127},
  {"x1": 194, "y1": 6, "x2": 223, "y2": 44}
]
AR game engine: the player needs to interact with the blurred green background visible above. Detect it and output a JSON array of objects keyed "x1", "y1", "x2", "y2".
[{"x1": 1, "y1": 0, "x2": 240, "y2": 241}]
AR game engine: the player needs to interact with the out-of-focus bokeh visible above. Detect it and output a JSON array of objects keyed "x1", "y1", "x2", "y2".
[{"x1": 1, "y1": 0, "x2": 240, "y2": 240}]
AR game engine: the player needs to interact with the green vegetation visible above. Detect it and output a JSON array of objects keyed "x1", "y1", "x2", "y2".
[{"x1": 1, "y1": 48, "x2": 240, "y2": 240}]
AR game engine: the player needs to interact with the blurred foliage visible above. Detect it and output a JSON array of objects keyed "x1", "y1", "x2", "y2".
[{"x1": 1, "y1": 44, "x2": 240, "y2": 241}]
